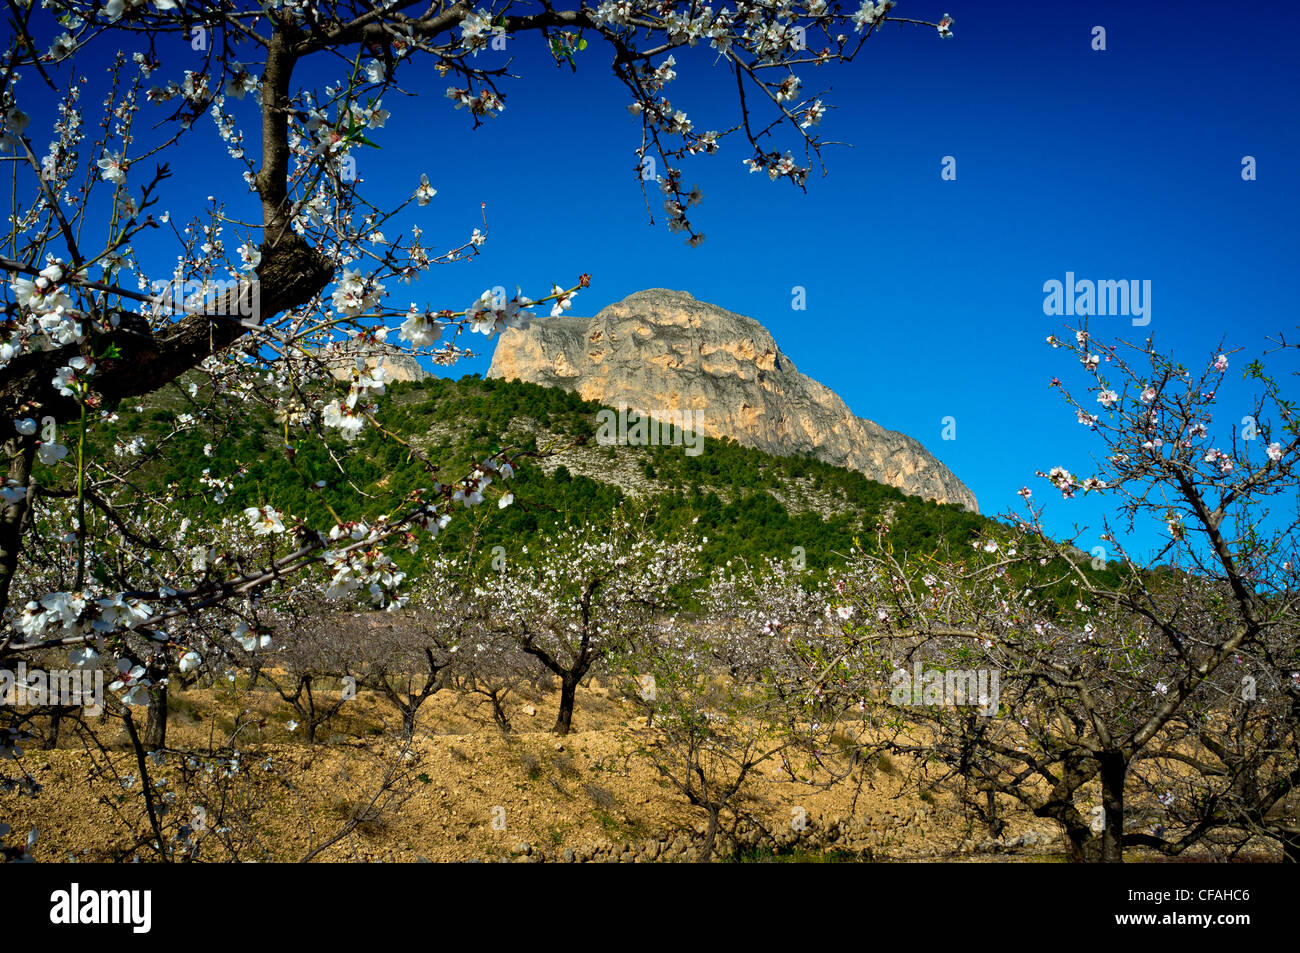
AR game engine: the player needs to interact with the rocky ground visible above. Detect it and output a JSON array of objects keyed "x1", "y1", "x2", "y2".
[{"x1": 0, "y1": 680, "x2": 1248, "y2": 863}]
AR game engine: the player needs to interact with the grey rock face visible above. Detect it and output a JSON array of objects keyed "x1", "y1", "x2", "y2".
[{"x1": 487, "y1": 288, "x2": 977, "y2": 512}]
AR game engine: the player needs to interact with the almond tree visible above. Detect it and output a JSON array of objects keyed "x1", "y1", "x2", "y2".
[
  {"x1": 250, "y1": 611, "x2": 356, "y2": 744},
  {"x1": 456, "y1": 625, "x2": 544, "y2": 732},
  {"x1": 624, "y1": 558, "x2": 846, "y2": 861},
  {"x1": 821, "y1": 330, "x2": 1299, "y2": 862},
  {"x1": 1028, "y1": 327, "x2": 1299, "y2": 859},
  {"x1": 480, "y1": 510, "x2": 701, "y2": 734},
  {"x1": 824, "y1": 539, "x2": 1137, "y2": 860},
  {"x1": 699, "y1": 554, "x2": 829, "y2": 681},
  {"x1": 624, "y1": 623, "x2": 793, "y2": 861},
  {"x1": 341, "y1": 557, "x2": 485, "y2": 737}
]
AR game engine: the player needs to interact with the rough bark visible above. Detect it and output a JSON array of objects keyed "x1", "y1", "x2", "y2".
[
  {"x1": 143, "y1": 681, "x2": 168, "y2": 750},
  {"x1": 554, "y1": 672, "x2": 579, "y2": 736},
  {"x1": 0, "y1": 442, "x2": 34, "y2": 619},
  {"x1": 1099, "y1": 751, "x2": 1128, "y2": 863}
]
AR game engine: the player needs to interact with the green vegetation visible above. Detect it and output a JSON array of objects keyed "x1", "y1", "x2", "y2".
[
  {"x1": 80, "y1": 372, "x2": 1022, "y2": 576},
  {"x1": 74, "y1": 371, "x2": 1131, "y2": 614}
]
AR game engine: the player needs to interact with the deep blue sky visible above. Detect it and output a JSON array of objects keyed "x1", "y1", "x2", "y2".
[{"x1": 13, "y1": 1, "x2": 1300, "y2": 559}]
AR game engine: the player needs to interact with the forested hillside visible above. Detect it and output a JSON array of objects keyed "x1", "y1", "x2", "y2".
[{"x1": 87, "y1": 372, "x2": 997, "y2": 576}]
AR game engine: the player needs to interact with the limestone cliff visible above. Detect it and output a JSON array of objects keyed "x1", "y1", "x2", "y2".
[
  {"x1": 325, "y1": 340, "x2": 428, "y2": 383},
  {"x1": 487, "y1": 289, "x2": 978, "y2": 512}
]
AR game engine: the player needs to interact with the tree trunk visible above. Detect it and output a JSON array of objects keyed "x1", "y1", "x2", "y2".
[
  {"x1": 696, "y1": 806, "x2": 720, "y2": 862},
  {"x1": 553, "y1": 673, "x2": 578, "y2": 735},
  {"x1": 489, "y1": 690, "x2": 511, "y2": 732},
  {"x1": 144, "y1": 682, "x2": 168, "y2": 749},
  {"x1": 1053, "y1": 805, "x2": 1099, "y2": 862},
  {"x1": 302, "y1": 675, "x2": 321, "y2": 744},
  {"x1": 0, "y1": 443, "x2": 33, "y2": 617},
  {"x1": 44, "y1": 707, "x2": 66, "y2": 750},
  {"x1": 1099, "y1": 751, "x2": 1128, "y2": 863},
  {"x1": 984, "y1": 790, "x2": 1005, "y2": 840},
  {"x1": 1064, "y1": 829, "x2": 1087, "y2": 862}
]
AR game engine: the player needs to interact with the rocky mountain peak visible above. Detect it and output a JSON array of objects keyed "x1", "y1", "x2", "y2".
[
  {"x1": 488, "y1": 290, "x2": 978, "y2": 512},
  {"x1": 324, "y1": 340, "x2": 428, "y2": 383}
]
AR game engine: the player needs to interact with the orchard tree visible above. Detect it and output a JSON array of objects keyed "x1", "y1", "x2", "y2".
[
  {"x1": 1029, "y1": 326, "x2": 1299, "y2": 859},
  {"x1": 344, "y1": 557, "x2": 485, "y2": 737},
  {"x1": 456, "y1": 624, "x2": 544, "y2": 732},
  {"x1": 625, "y1": 623, "x2": 792, "y2": 861},
  {"x1": 254, "y1": 605, "x2": 358, "y2": 744},
  {"x1": 699, "y1": 554, "x2": 828, "y2": 681},
  {"x1": 625, "y1": 557, "x2": 848, "y2": 860},
  {"x1": 821, "y1": 329, "x2": 1300, "y2": 862},
  {"x1": 480, "y1": 510, "x2": 701, "y2": 733},
  {"x1": 824, "y1": 536, "x2": 1134, "y2": 860}
]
